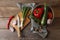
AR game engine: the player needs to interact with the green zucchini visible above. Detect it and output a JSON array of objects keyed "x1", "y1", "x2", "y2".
[{"x1": 41, "y1": 4, "x2": 48, "y2": 26}]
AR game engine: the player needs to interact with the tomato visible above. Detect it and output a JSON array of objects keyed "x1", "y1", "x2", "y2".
[
  {"x1": 48, "y1": 12, "x2": 53, "y2": 19},
  {"x1": 33, "y1": 7, "x2": 44, "y2": 19}
]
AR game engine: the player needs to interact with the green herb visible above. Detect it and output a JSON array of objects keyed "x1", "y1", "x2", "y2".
[{"x1": 22, "y1": 6, "x2": 31, "y2": 19}]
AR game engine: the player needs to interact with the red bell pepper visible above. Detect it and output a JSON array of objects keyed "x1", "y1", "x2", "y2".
[
  {"x1": 7, "y1": 16, "x2": 14, "y2": 29},
  {"x1": 33, "y1": 7, "x2": 44, "y2": 19}
]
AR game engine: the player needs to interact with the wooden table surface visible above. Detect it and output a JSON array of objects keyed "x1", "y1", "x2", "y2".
[{"x1": 0, "y1": 0, "x2": 60, "y2": 40}]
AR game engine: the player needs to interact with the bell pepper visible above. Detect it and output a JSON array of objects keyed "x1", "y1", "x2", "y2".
[
  {"x1": 7, "y1": 16, "x2": 14, "y2": 29},
  {"x1": 33, "y1": 7, "x2": 44, "y2": 19}
]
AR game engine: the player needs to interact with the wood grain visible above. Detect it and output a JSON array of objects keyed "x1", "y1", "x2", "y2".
[{"x1": 0, "y1": 7, "x2": 19, "y2": 17}]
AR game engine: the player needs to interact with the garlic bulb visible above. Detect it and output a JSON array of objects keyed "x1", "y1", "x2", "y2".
[
  {"x1": 47, "y1": 19, "x2": 52, "y2": 24},
  {"x1": 9, "y1": 26, "x2": 14, "y2": 32}
]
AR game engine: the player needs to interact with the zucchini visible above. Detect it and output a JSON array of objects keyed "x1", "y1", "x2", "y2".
[{"x1": 41, "y1": 4, "x2": 48, "y2": 26}]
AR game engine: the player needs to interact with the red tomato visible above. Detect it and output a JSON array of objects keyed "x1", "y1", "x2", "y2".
[
  {"x1": 48, "y1": 12, "x2": 53, "y2": 19},
  {"x1": 33, "y1": 7, "x2": 44, "y2": 19}
]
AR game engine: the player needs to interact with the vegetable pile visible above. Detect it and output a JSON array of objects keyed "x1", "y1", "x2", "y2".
[{"x1": 31, "y1": 4, "x2": 53, "y2": 26}]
